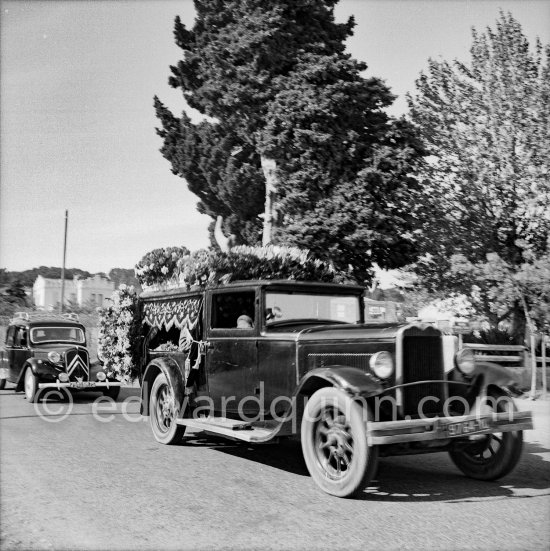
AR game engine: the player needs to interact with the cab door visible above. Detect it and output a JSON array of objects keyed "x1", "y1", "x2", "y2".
[
  {"x1": 12, "y1": 327, "x2": 31, "y2": 379},
  {"x1": 3, "y1": 326, "x2": 30, "y2": 382},
  {"x1": 204, "y1": 288, "x2": 259, "y2": 417}
]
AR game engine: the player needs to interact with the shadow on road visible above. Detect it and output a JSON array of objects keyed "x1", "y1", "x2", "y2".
[
  {"x1": 181, "y1": 431, "x2": 310, "y2": 476},
  {"x1": 359, "y1": 440, "x2": 550, "y2": 502},
  {"x1": 181, "y1": 430, "x2": 550, "y2": 502}
]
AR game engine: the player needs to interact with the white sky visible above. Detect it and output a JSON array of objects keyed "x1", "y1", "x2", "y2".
[{"x1": 1, "y1": 0, "x2": 549, "y2": 274}]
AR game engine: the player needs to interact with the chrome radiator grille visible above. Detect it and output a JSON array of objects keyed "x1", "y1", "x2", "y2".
[
  {"x1": 65, "y1": 348, "x2": 90, "y2": 381},
  {"x1": 401, "y1": 330, "x2": 444, "y2": 417}
]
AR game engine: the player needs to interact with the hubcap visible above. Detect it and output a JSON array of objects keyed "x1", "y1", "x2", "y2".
[
  {"x1": 154, "y1": 383, "x2": 175, "y2": 434},
  {"x1": 314, "y1": 408, "x2": 354, "y2": 479}
]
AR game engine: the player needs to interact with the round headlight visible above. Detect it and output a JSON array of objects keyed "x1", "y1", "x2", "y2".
[
  {"x1": 370, "y1": 351, "x2": 394, "y2": 379},
  {"x1": 456, "y1": 348, "x2": 476, "y2": 375},
  {"x1": 58, "y1": 372, "x2": 69, "y2": 383},
  {"x1": 48, "y1": 351, "x2": 61, "y2": 363},
  {"x1": 96, "y1": 371, "x2": 106, "y2": 382}
]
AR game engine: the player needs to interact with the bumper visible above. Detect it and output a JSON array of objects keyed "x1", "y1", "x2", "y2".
[
  {"x1": 367, "y1": 410, "x2": 533, "y2": 446},
  {"x1": 38, "y1": 381, "x2": 123, "y2": 391}
]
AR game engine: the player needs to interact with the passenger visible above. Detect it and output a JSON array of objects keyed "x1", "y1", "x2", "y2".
[{"x1": 236, "y1": 315, "x2": 253, "y2": 329}]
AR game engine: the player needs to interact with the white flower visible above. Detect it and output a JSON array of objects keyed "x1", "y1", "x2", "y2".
[{"x1": 161, "y1": 266, "x2": 169, "y2": 275}]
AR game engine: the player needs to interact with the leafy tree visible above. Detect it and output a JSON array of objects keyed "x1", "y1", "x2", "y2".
[
  {"x1": 0, "y1": 296, "x2": 18, "y2": 318},
  {"x1": 4, "y1": 279, "x2": 27, "y2": 305},
  {"x1": 407, "y1": 12, "x2": 550, "y2": 339},
  {"x1": 450, "y1": 246, "x2": 550, "y2": 334},
  {"x1": 108, "y1": 268, "x2": 141, "y2": 292},
  {"x1": 155, "y1": 0, "x2": 425, "y2": 282}
]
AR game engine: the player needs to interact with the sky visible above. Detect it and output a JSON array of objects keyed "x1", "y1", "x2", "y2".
[{"x1": 1, "y1": 0, "x2": 549, "y2": 275}]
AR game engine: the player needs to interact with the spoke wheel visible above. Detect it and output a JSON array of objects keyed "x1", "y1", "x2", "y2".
[
  {"x1": 24, "y1": 367, "x2": 39, "y2": 403},
  {"x1": 301, "y1": 387, "x2": 378, "y2": 498},
  {"x1": 149, "y1": 372, "x2": 186, "y2": 445},
  {"x1": 449, "y1": 391, "x2": 523, "y2": 481}
]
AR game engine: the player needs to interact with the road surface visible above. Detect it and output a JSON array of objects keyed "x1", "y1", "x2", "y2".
[{"x1": 1, "y1": 385, "x2": 549, "y2": 551}]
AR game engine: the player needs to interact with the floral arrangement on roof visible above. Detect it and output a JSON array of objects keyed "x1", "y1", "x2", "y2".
[
  {"x1": 135, "y1": 246, "x2": 190, "y2": 288},
  {"x1": 97, "y1": 285, "x2": 141, "y2": 381},
  {"x1": 135, "y1": 244, "x2": 346, "y2": 291},
  {"x1": 179, "y1": 245, "x2": 344, "y2": 288}
]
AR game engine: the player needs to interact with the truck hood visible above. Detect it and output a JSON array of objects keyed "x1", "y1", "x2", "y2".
[{"x1": 265, "y1": 322, "x2": 403, "y2": 342}]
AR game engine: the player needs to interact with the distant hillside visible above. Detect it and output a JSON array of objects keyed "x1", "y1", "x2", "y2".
[
  {"x1": 0, "y1": 266, "x2": 140, "y2": 292},
  {"x1": 0, "y1": 267, "x2": 95, "y2": 287}
]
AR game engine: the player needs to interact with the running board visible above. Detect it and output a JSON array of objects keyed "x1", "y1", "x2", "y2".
[{"x1": 176, "y1": 416, "x2": 283, "y2": 443}]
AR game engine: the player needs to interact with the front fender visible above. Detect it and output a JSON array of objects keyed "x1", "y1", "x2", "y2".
[
  {"x1": 140, "y1": 356, "x2": 185, "y2": 416},
  {"x1": 16, "y1": 358, "x2": 60, "y2": 389},
  {"x1": 474, "y1": 361, "x2": 522, "y2": 393},
  {"x1": 296, "y1": 366, "x2": 384, "y2": 399}
]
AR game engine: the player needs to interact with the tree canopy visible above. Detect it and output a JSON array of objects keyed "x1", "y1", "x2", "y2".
[
  {"x1": 155, "y1": 0, "x2": 425, "y2": 282},
  {"x1": 407, "y1": 12, "x2": 550, "y2": 337}
]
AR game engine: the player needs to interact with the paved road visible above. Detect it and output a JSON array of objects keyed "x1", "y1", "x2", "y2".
[{"x1": 1, "y1": 385, "x2": 549, "y2": 551}]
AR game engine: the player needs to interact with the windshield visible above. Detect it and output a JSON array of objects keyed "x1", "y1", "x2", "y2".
[
  {"x1": 265, "y1": 291, "x2": 360, "y2": 325},
  {"x1": 30, "y1": 326, "x2": 86, "y2": 345}
]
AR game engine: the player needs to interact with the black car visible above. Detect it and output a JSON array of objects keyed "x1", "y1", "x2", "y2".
[
  {"x1": 0, "y1": 313, "x2": 121, "y2": 401},
  {"x1": 136, "y1": 280, "x2": 533, "y2": 498}
]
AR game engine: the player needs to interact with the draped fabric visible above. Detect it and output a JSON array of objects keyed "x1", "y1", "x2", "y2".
[{"x1": 141, "y1": 297, "x2": 202, "y2": 331}]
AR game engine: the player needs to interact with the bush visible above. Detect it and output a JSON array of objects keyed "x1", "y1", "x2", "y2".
[{"x1": 462, "y1": 328, "x2": 518, "y2": 346}]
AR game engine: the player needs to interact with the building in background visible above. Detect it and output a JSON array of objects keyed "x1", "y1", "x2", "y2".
[{"x1": 33, "y1": 275, "x2": 114, "y2": 310}]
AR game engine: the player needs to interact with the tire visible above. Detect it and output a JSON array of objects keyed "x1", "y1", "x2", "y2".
[
  {"x1": 449, "y1": 390, "x2": 523, "y2": 481},
  {"x1": 0, "y1": 378, "x2": 6, "y2": 390},
  {"x1": 24, "y1": 367, "x2": 40, "y2": 403},
  {"x1": 301, "y1": 387, "x2": 378, "y2": 498},
  {"x1": 149, "y1": 372, "x2": 186, "y2": 445},
  {"x1": 103, "y1": 385, "x2": 121, "y2": 401}
]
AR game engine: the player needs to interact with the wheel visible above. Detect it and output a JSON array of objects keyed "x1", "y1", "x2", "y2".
[
  {"x1": 24, "y1": 367, "x2": 40, "y2": 403},
  {"x1": 449, "y1": 390, "x2": 523, "y2": 480},
  {"x1": 301, "y1": 387, "x2": 378, "y2": 498},
  {"x1": 103, "y1": 385, "x2": 121, "y2": 401},
  {"x1": 149, "y1": 372, "x2": 186, "y2": 445},
  {"x1": 0, "y1": 378, "x2": 6, "y2": 390}
]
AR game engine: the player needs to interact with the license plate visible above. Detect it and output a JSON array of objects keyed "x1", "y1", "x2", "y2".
[
  {"x1": 69, "y1": 381, "x2": 96, "y2": 389},
  {"x1": 446, "y1": 418, "x2": 491, "y2": 437}
]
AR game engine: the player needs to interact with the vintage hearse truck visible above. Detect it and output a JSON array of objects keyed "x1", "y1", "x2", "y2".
[{"x1": 138, "y1": 279, "x2": 533, "y2": 498}]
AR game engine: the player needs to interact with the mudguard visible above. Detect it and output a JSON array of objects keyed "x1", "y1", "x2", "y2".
[
  {"x1": 16, "y1": 358, "x2": 58, "y2": 390},
  {"x1": 140, "y1": 356, "x2": 185, "y2": 416},
  {"x1": 474, "y1": 361, "x2": 522, "y2": 393},
  {"x1": 295, "y1": 366, "x2": 384, "y2": 399}
]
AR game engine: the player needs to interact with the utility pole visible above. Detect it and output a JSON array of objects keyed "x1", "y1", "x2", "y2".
[{"x1": 60, "y1": 210, "x2": 68, "y2": 313}]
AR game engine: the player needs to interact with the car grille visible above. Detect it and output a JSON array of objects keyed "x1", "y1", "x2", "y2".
[
  {"x1": 400, "y1": 327, "x2": 445, "y2": 418},
  {"x1": 65, "y1": 348, "x2": 89, "y2": 381}
]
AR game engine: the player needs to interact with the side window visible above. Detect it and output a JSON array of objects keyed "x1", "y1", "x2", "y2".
[
  {"x1": 6, "y1": 326, "x2": 16, "y2": 347},
  {"x1": 211, "y1": 292, "x2": 255, "y2": 329},
  {"x1": 14, "y1": 328, "x2": 28, "y2": 347}
]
